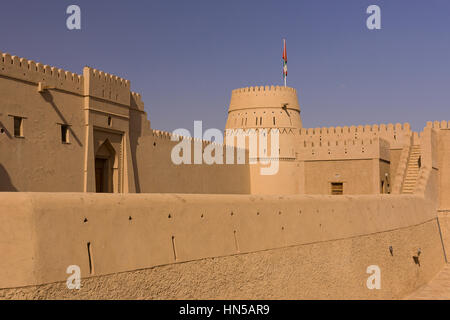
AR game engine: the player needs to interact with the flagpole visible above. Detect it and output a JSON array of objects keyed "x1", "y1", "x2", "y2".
[{"x1": 282, "y1": 38, "x2": 287, "y2": 87}]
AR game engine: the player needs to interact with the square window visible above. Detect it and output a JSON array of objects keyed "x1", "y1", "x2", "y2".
[
  {"x1": 13, "y1": 116, "x2": 23, "y2": 137},
  {"x1": 331, "y1": 182, "x2": 343, "y2": 195}
]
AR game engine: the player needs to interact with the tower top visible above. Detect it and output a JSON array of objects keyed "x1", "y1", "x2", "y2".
[
  {"x1": 228, "y1": 85, "x2": 300, "y2": 113},
  {"x1": 226, "y1": 85, "x2": 302, "y2": 130}
]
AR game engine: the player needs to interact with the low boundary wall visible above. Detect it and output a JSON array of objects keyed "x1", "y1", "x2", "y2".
[{"x1": 0, "y1": 193, "x2": 446, "y2": 299}]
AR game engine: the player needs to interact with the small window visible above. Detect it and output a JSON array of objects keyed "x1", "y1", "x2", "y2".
[
  {"x1": 61, "y1": 124, "x2": 70, "y2": 143},
  {"x1": 108, "y1": 116, "x2": 112, "y2": 127},
  {"x1": 13, "y1": 116, "x2": 23, "y2": 137},
  {"x1": 331, "y1": 182, "x2": 343, "y2": 195}
]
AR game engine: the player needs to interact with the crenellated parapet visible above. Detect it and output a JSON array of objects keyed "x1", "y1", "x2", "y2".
[
  {"x1": 83, "y1": 67, "x2": 131, "y2": 105},
  {"x1": 426, "y1": 120, "x2": 450, "y2": 130},
  {"x1": 296, "y1": 137, "x2": 390, "y2": 161},
  {"x1": 297, "y1": 123, "x2": 411, "y2": 149},
  {"x1": 231, "y1": 85, "x2": 297, "y2": 95},
  {"x1": 0, "y1": 51, "x2": 84, "y2": 95},
  {"x1": 229, "y1": 85, "x2": 299, "y2": 111},
  {"x1": 151, "y1": 129, "x2": 225, "y2": 148},
  {"x1": 0, "y1": 51, "x2": 149, "y2": 110},
  {"x1": 130, "y1": 91, "x2": 144, "y2": 111}
]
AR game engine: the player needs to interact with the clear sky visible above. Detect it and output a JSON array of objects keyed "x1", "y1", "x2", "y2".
[{"x1": 1, "y1": 0, "x2": 449, "y2": 132}]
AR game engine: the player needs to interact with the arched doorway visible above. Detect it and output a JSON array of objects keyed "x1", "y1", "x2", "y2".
[{"x1": 95, "y1": 139, "x2": 116, "y2": 193}]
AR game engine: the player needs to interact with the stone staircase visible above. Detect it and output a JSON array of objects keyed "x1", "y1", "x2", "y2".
[{"x1": 402, "y1": 145, "x2": 421, "y2": 194}]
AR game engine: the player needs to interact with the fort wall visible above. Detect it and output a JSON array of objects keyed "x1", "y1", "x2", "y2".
[
  {"x1": 296, "y1": 137, "x2": 390, "y2": 161},
  {"x1": 0, "y1": 69, "x2": 86, "y2": 192},
  {"x1": 303, "y1": 160, "x2": 376, "y2": 195},
  {"x1": 427, "y1": 121, "x2": 450, "y2": 210},
  {"x1": 134, "y1": 129, "x2": 251, "y2": 194},
  {"x1": 0, "y1": 192, "x2": 444, "y2": 299},
  {"x1": 0, "y1": 51, "x2": 84, "y2": 95},
  {"x1": 83, "y1": 67, "x2": 131, "y2": 106},
  {"x1": 298, "y1": 123, "x2": 411, "y2": 150}
]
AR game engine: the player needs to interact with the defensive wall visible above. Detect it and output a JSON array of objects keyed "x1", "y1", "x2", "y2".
[
  {"x1": 0, "y1": 192, "x2": 445, "y2": 299},
  {"x1": 134, "y1": 129, "x2": 250, "y2": 194},
  {"x1": 424, "y1": 121, "x2": 450, "y2": 259}
]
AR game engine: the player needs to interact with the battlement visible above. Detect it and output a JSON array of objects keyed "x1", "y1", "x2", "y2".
[
  {"x1": 232, "y1": 85, "x2": 297, "y2": 95},
  {"x1": 130, "y1": 91, "x2": 144, "y2": 110},
  {"x1": 0, "y1": 51, "x2": 84, "y2": 94},
  {"x1": 296, "y1": 137, "x2": 390, "y2": 161},
  {"x1": 151, "y1": 129, "x2": 220, "y2": 147},
  {"x1": 0, "y1": 51, "x2": 147, "y2": 109},
  {"x1": 83, "y1": 67, "x2": 131, "y2": 106},
  {"x1": 426, "y1": 120, "x2": 450, "y2": 129},
  {"x1": 298, "y1": 123, "x2": 411, "y2": 149},
  {"x1": 299, "y1": 123, "x2": 410, "y2": 136},
  {"x1": 88, "y1": 67, "x2": 130, "y2": 87}
]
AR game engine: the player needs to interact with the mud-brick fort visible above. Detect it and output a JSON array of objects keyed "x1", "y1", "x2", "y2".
[{"x1": 1, "y1": 51, "x2": 450, "y2": 299}]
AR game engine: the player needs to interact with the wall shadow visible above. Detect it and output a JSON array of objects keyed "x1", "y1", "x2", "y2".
[
  {"x1": 0, "y1": 164, "x2": 17, "y2": 191},
  {"x1": 129, "y1": 99, "x2": 143, "y2": 193},
  {"x1": 41, "y1": 91, "x2": 83, "y2": 147},
  {"x1": 0, "y1": 120, "x2": 12, "y2": 139}
]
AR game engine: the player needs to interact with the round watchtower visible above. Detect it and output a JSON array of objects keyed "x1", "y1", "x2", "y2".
[{"x1": 225, "y1": 85, "x2": 303, "y2": 195}]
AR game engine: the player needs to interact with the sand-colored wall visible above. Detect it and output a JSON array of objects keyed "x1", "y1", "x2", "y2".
[
  {"x1": 0, "y1": 192, "x2": 444, "y2": 299},
  {"x1": 304, "y1": 159, "x2": 378, "y2": 194},
  {"x1": 297, "y1": 123, "x2": 411, "y2": 150},
  {"x1": 437, "y1": 210, "x2": 450, "y2": 262},
  {"x1": 135, "y1": 130, "x2": 251, "y2": 194},
  {"x1": 0, "y1": 72, "x2": 85, "y2": 192},
  {"x1": 248, "y1": 160, "x2": 301, "y2": 194},
  {"x1": 437, "y1": 128, "x2": 450, "y2": 209},
  {"x1": 389, "y1": 149, "x2": 403, "y2": 183}
]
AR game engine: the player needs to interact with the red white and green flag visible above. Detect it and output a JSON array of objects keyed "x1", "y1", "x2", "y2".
[{"x1": 282, "y1": 38, "x2": 288, "y2": 86}]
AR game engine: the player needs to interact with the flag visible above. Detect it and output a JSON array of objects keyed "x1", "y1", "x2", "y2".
[{"x1": 282, "y1": 39, "x2": 287, "y2": 84}]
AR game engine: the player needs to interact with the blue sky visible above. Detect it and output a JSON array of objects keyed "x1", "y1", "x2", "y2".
[{"x1": 1, "y1": 0, "x2": 449, "y2": 132}]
